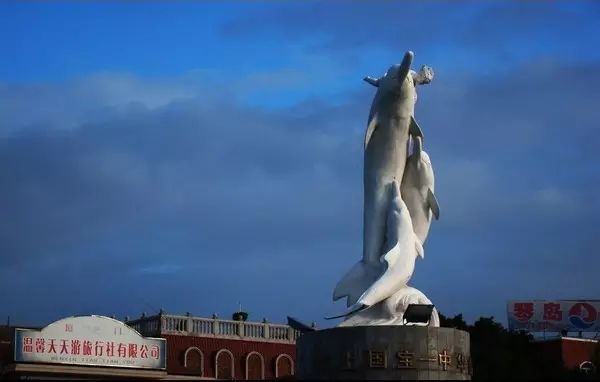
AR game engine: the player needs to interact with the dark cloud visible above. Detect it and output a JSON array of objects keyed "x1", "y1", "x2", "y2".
[
  {"x1": 221, "y1": 1, "x2": 600, "y2": 72},
  {"x1": 410, "y1": 58, "x2": 600, "y2": 321},
  {"x1": 0, "y1": 71, "x2": 369, "y2": 325},
  {"x1": 1, "y1": 52, "x2": 599, "y2": 327}
]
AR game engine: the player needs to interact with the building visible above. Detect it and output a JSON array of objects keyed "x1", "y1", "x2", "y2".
[
  {"x1": 534, "y1": 336, "x2": 599, "y2": 373},
  {"x1": 127, "y1": 311, "x2": 299, "y2": 379},
  {"x1": 507, "y1": 299, "x2": 600, "y2": 374},
  {"x1": 0, "y1": 315, "x2": 168, "y2": 379},
  {"x1": 0, "y1": 312, "x2": 301, "y2": 380}
]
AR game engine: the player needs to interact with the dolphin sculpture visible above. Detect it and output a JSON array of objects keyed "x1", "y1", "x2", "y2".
[
  {"x1": 327, "y1": 181, "x2": 423, "y2": 319},
  {"x1": 337, "y1": 286, "x2": 440, "y2": 327},
  {"x1": 381, "y1": 286, "x2": 440, "y2": 327},
  {"x1": 401, "y1": 136, "x2": 440, "y2": 245},
  {"x1": 333, "y1": 51, "x2": 433, "y2": 307}
]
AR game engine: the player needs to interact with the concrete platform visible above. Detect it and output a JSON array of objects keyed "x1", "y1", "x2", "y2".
[{"x1": 296, "y1": 326, "x2": 471, "y2": 380}]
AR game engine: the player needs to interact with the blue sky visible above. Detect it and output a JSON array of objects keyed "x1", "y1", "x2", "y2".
[{"x1": 1, "y1": 1, "x2": 599, "y2": 328}]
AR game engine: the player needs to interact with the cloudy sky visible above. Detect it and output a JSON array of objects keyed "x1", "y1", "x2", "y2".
[{"x1": 1, "y1": 1, "x2": 599, "y2": 328}]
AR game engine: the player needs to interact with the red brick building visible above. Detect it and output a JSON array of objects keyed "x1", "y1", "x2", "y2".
[
  {"x1": 0, "y1": 312, "x2": 300, "y2": 380},
  {"x1": 127, "y1": 311, "x2": 299, "y2": 379},
  {"x1": 534, "y1": 336, "x2": 599, "y2": 372}
]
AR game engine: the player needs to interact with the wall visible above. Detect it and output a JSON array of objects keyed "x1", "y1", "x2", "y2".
[
  {"x1": 561, "y1": 338, "x2": 598, "y2": 370},
  {"x1": 163, "y1": 334, "x2": 295, "y2": 379},
  {"x1": 534, "y1": 337, "x2": 598, "y2": 371}
]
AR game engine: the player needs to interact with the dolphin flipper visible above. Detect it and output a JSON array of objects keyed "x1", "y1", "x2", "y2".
[
  {"x1": 427, "y1": 188, "x2": 440, "y2": 220},
  {"x1": 409, "y1": 116, "x2": 424, "y2": 141},
  {"x1": 414, "y1": 235, "x2": 424, "y2": 258},
  {"x1": 363, "y1": 76, "x2": 380, "y2": 87},
  {"x1": 364, "y1": 113, "x2": 378, "y2": 149}
]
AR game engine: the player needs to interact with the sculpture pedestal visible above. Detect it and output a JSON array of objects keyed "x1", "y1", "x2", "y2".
[{"x1": 296, "y1": 326, "x2": 471, "y2": 380}]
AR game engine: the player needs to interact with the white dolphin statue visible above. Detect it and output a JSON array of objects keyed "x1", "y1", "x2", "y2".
[
  {"x1": 401, "y1": 136, "x2": 440, "y2": 245},
  {"x1": 333, "y1": 52, "x2": 433, "y2": 307}
]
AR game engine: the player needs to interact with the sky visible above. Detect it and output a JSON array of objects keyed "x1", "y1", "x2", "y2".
[{"x1": 1, "y1": 1, "x2": 599, "y2": 329}]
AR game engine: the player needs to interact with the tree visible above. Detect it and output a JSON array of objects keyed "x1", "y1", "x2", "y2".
[{"x1": 438, "y1": 313, "x2": 599, "y2": 380}]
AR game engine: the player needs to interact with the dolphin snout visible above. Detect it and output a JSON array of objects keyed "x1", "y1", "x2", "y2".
[{"x1": 397, "y1": 51, "x2": 414, "y2": 84}]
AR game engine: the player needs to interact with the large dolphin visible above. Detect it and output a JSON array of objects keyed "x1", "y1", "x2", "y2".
[
  {"x1": 327, "y1": 181, "x2": 423, "y2": 319},
  {"x1": 401, "y1": 136, "x2": 440, "y2": 245},
  {"x1": 333, "y1": 51, "x2": 432, "y2": 307}
]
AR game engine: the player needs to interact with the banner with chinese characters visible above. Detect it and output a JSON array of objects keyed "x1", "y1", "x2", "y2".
[
  {"x1": 14, "y1": 315, "x2": 166, "y2": 369},
  {"x1": 507, "y1": 300, "x2": 600, "y2": 332}
]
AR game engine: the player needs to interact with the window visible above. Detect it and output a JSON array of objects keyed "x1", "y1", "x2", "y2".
[
  {"x1": 245, "y1": 351, "x2": 264, "y2": 380},
  {"x1": 215, "y1": 349, "x2": 235, "y2": 380},
  {"x1": 183, "y1": 347, "x2": 203, "y2": 376},
  {"x1": 275, "y1": 354, "x2": 294, "y2": 378},
  {"x1": 580, "y1": 361, "x2": 596, "y2": 374}
]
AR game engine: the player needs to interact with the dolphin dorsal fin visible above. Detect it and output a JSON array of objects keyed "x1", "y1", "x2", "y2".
[
  {"x1": 427, "y1": 188, "x2": 440, "y2": 220},
  {"x1": 364, "y1": 113, "x2": 378, "y2": 149},
  {"x1": 409, "y1": 116, "x2": 424, "y2": 142}
]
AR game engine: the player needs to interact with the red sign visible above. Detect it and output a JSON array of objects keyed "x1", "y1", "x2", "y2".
[{"x1": 508, "y1": 300, "x2": 600, "y2": 332}]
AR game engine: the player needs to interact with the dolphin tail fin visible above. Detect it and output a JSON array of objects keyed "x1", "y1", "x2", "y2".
[
  {"x1": 333, "y1": 260, "x2": 381, "y2": 307},
  {"x1": 427, "y1": 188, "x2": 440, "y2": 220},
  {"x1": 364, "y1": 113, "x2": 378, "y2": 149},
  {"x1": 325, "y1": 303, "x2": 369, "y2": 320},
  {"x1": 409, "y1": 116, "x2": 424, "y2": 142}
]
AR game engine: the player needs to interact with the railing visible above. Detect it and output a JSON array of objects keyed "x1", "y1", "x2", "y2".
[
  {"x1": 269, "y1": 325, "x2": 290, "y2": 340},
  {"x1": 244, "y1": 322, "x2": 265, "y2": 339},
  {"x1": 218, "y1": 320, "x2": 238, "y2": 336},
  {"x1": 161, "y1": 316, "x2": 178, "y2": 332},
  {"x1": 126, "y1": 313, "x2": 305, "y2": 343},
  {"x1": 128, "y1": 316, "x2": 161, "y2": 337},
  {"x1": 191, "y1": 317, "x2": 213, "y2": 334}
]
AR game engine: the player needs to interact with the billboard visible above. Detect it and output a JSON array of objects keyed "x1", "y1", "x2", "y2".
[
  {"x1": 14, "y1": 315, "x2": 166, "y2": 369},
  {"x1": 507, "y1": 300, "x2": 600, "y2": 332}
]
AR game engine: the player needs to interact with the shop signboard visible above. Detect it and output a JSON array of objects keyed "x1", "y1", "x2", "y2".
[
  {"x1": 507, "y1": 300, "x2": 600, "y2": 332},
  {"x1": 14, "y1": 315, "x2": 166, "y2": 369}
]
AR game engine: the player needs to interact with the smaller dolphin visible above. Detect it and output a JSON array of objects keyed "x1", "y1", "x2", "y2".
[
  {"x1": 326, "y1": 180, "x2": 423, "y2": 320},
  {"x1": 401, "y1": 136, "x2": 439, "y2": 245}
]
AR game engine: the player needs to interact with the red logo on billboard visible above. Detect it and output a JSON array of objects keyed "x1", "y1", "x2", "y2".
[
  {"x1": 569, "y1": 303, "x2": 597, "y2": 329},
  {"x1": 513, "y1": 302, "x2": 534, "y2": 322}
]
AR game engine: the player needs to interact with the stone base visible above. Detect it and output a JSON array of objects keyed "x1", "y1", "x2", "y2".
[{"x1": 296, "y1": 326, "x2": 471, "y2": 380}]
